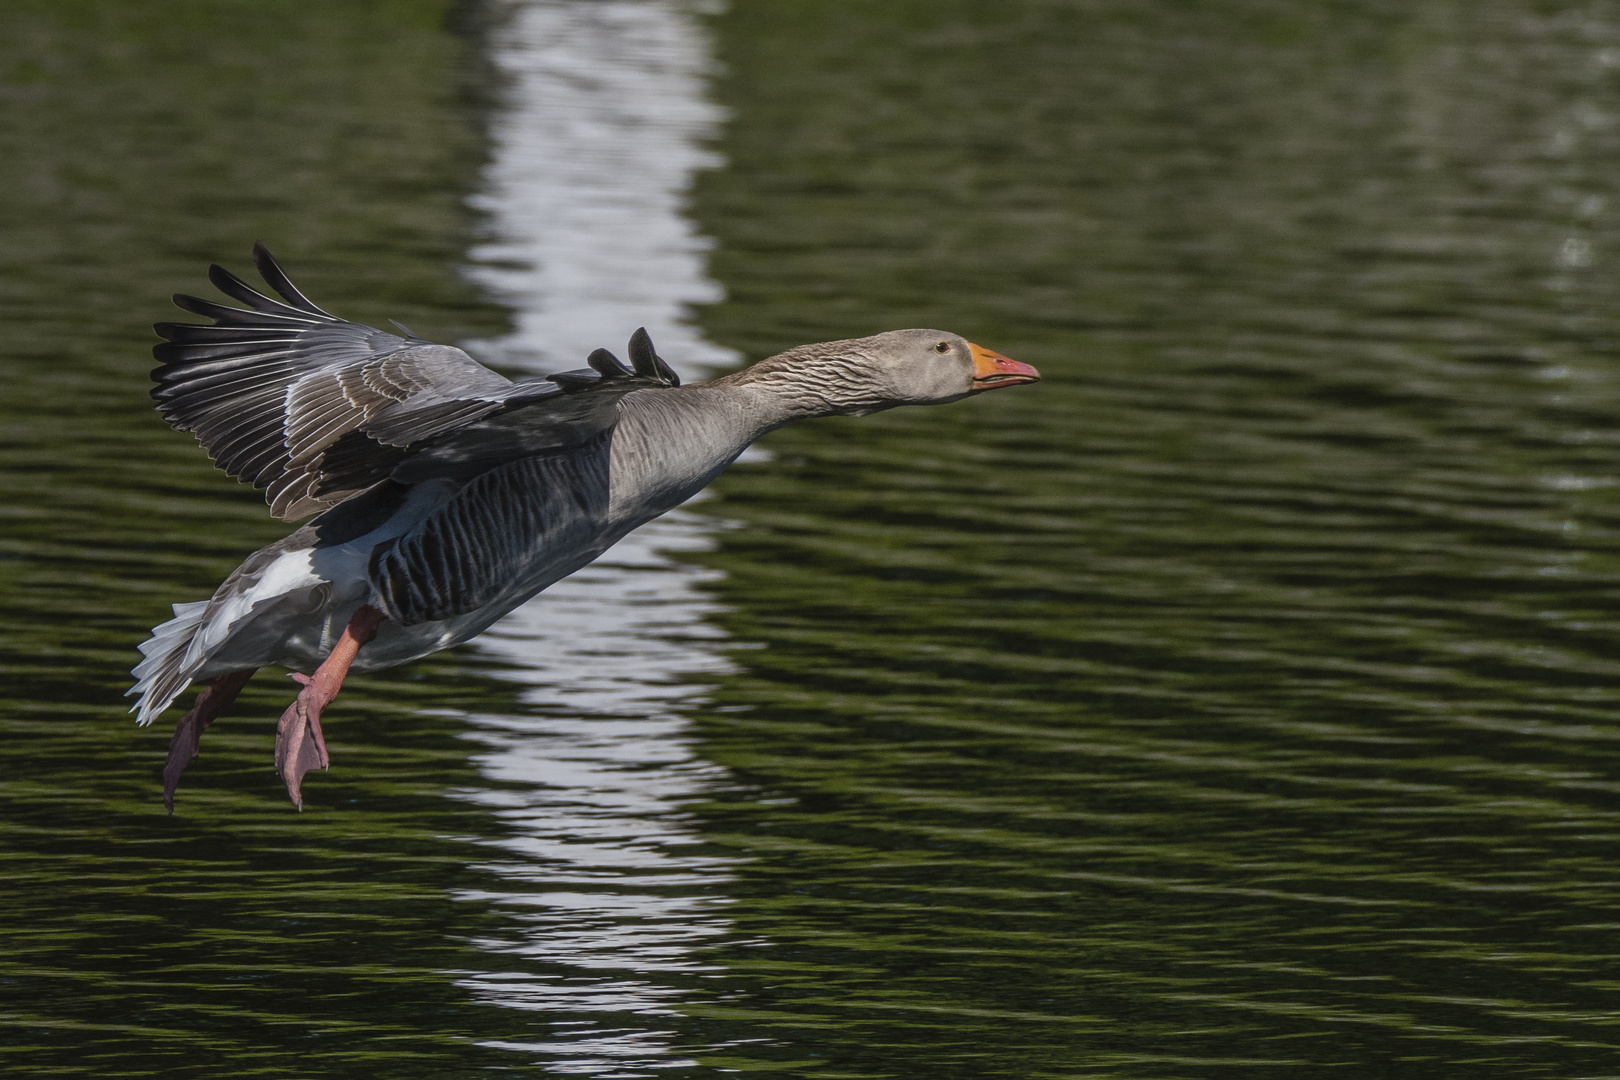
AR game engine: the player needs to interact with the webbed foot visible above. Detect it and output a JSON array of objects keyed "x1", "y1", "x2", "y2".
[
  {"x1": 274, "y1": 675, "x2": 332, "y2": 810},
  {"x1": 271, "y1": 605, "x2": 384, "y2": 809},
  {"x1": 163, "y1": 669, "x2": 257, "y2": 813}
]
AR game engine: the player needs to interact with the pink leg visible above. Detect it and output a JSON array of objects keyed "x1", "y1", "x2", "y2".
[
  {"x1": 274, "y1": 605, "x2": 385, "y2": 810},
  {"x1": 164, "y1": 669, "x2": 257, "y2": 814}
]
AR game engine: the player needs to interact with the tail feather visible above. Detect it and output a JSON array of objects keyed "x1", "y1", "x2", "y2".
[{"x1": 128, "y1": 600, "x2": 211, "y2": 726}]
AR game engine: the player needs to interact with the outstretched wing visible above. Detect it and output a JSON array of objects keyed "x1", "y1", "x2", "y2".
[{"x1": 151, "y1": 243, "x2": 610, "y2": 519}]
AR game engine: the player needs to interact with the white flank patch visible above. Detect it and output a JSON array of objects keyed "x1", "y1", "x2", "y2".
[{"x1": 183, "y1": 549, "x2": 321, "y2": 670}]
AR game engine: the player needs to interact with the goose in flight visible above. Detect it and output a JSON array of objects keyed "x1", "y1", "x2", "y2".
[{"x1": 130, "y1": 245, "x2": 1040, "y2": 810}]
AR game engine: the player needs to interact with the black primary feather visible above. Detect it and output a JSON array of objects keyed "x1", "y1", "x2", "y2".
[
  {"x1": 627, "y1": 327, "x2": 680, "y2": 387},
  {"x1": 587, "y1": 348, "x2": 633, "y2": 378},
  {"x1": 251, "y1": 240, "x2": 328, "y2": 314}
]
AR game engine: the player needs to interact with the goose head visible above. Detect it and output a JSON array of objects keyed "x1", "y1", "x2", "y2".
[{"x1": 725, "y1": 329, "x2": 1040, "y2": 417}]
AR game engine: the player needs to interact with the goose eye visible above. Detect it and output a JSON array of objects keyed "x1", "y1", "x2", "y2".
[{"x1": 933, "y1": 341, "x2": 950, "y2": 354}]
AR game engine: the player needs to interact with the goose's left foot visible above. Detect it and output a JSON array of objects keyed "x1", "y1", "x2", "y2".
[
  {"x1": 163, "y1": 668, "x2": 257, "y2": 813},
  {"x1": 274, "y1": 605, "x2": 384, "y2": 810}
]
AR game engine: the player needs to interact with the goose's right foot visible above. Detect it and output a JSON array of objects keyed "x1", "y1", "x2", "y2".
[{"x1": 274, "y1": 605, "x2": 384, "y2": 810}]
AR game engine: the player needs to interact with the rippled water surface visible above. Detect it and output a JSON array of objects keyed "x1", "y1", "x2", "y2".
[{"x1": 6, "y1": 0, "x2": 1620, "y2": 1075}]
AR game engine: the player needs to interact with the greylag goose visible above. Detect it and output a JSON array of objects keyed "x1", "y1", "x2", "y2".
[{"x1": 131, "y1": 245, "x2": 1040, "y2": 811}]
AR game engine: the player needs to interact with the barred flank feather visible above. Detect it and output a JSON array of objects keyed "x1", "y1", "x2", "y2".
[{"x1": 371, "y1": 437, "x2": 613, "y2": 625}]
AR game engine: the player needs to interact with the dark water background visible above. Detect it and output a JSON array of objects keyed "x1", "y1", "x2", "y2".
[{"x1": 5, "y1": 0, "x2": 1620, "y2": 1075}]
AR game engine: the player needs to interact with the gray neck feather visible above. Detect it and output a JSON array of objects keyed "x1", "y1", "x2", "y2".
[
  {"x1": 705, "y1": 342, "x2": 888, "y2": 422},
  {"x1": 606, "y1": 344, "x2": 886, "y2": 524}
]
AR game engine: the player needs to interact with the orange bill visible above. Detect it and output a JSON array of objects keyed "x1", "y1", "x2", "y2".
[{"x1": 969, "y1": 343, "x2": 1041, "y2": 392}]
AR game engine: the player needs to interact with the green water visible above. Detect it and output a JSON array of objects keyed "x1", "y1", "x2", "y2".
[{"x1": 5, "y1": 0, "x2": 1620, "y2": 1075}]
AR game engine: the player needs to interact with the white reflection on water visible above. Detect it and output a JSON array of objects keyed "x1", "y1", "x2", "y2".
[
  {"x1": 466, "y1": 0, "x2": 739, "y2": 375},
  {"x1": 451, "y1": 0, "x2": 742, "y2": 1071}
]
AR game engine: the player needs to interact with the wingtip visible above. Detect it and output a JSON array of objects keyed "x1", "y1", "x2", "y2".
[
  {"x1": 627, "y1": 327, "x2": 680, "y2": 387},
  {"x1": 250, "y1": 241, "x2": 280, "y2": 281},
  {"x1": 249, "y1": 241, "x2": 329, "y2": 316},
  {"x1": 587, "y1": 348, "x2": 633, "y2": 378}
]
